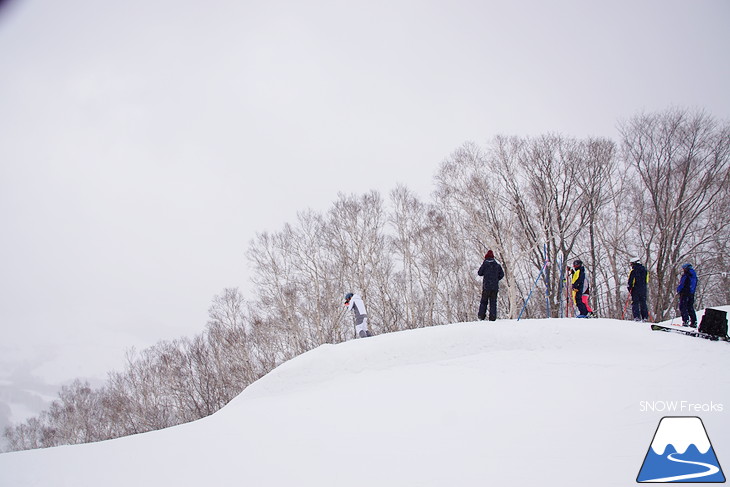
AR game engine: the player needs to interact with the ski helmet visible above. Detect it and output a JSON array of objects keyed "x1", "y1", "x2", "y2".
[
  {"x1": 682, "y1": 263, "x2": 692, "y2": 269},
  {"x1": 630, "y1": 256, "x2": 641, "y2": 264},
  {"x1": 344, "y1": 292, "x2": 354, "y2": 303},
  {"x1": 573, "y1": 259, "x2": 582, "y2": 267}
]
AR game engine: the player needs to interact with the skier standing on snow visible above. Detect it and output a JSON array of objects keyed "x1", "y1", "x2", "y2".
[
  {"x1": 571, "y1": 259, "x2": 593, "y2": 318},
  {"x1": 627, "y1": 257, "x2": 649, "y2": 322},
  {"x1": 676, "y1": 263, "x2": 698, "y2": 328},
  {"x1": 477, "y1": 250, "x2": 504, "y2": 321},
  {"x1": 344, "y1": 292, "x2": 372, "y2": 338}
]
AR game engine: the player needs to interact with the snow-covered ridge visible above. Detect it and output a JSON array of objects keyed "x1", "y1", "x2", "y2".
[{"x1": 1, "y1": 316, "x2": 729, "y2": 487}]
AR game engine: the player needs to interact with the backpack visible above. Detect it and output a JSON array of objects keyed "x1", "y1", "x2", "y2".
[{"x1": 698, "y1": 308, "x2": 729, "y2": 338}]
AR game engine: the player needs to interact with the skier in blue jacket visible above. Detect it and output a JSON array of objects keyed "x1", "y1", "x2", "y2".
[{"x1": 676, "y1": 263, "x2": 698, "y2": 328}]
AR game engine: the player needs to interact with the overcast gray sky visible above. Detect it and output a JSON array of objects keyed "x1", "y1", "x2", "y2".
[{"x1": 1, "y1": 0, "x2": 729, "y2": 382}]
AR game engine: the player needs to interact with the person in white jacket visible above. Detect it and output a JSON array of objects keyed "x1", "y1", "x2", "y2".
[{"x1": 344, "y1": 292, "x2": 372, "y2": 338}]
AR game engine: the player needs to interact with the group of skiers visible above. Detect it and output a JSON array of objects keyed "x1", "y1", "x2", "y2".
[
  {"x1": 476, "y1": 252, "x2": 699, "y2": 325},
  {"x1": 343, "y1": 251, "x2": 700, "y2": 337},
  {"x1": 625, "y1": 258, "x2": 698, "y2": 327},
  {"x1": 474, "y1": 252, "x2": 595, "y2": 320}
]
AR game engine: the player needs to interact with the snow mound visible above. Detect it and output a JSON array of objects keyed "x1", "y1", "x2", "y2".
[{"x1": 1, "y1": 317, "x2": 729, "y2": 487}]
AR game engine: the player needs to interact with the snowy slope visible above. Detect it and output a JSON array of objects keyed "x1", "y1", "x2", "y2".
[{"x1": 1, "y1": 315, "x2": 729, "y2": 487}]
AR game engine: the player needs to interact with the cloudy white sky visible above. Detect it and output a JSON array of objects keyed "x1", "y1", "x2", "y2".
[{"x1": 1, "y1": 0, "x2": 729, "y2": 383}]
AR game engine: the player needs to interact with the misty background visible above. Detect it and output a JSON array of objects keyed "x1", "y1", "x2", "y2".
[{"x1": 1, "y1": 0, "x2": 729, "y2": 438}]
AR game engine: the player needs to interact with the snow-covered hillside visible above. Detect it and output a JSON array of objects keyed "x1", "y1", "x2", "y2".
[{"x1": 1, "y1": 313, "x2": 729, "y2": 487}]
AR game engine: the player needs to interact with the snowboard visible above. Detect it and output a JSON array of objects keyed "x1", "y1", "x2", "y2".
[{"x1": 650, "y1": 323, "x2": 729, "y2": 342}]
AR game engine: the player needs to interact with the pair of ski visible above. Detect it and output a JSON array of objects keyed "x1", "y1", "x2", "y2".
[{"x1": 650, "y1": 323, "x2": 729, "y2": 343}]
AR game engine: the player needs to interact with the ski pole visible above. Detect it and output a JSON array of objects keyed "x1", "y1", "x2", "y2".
[
  {"x1": 338, "y1": 306, "x2": 353, "y2": 339},
  {"x1": 565, "y1": 267, "x2": 575, "y2": 317},
  {"x1": 621, "y1": 290, "x2": 632, "y2": 320},
  {"x1": 668, "y1": 294, "x2": 679, "y2": 327},
  {"x1": 557, "y1": 258, "x2": 565, "y2": 318},
  {"x1": 518, "y1": 259, "x2": 549, "y2": 321}
]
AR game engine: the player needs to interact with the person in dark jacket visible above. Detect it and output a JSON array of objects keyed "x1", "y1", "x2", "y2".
[
  {"x1": 477, "y1": 250, "x2": 504, "y2": 321},
  {"x1": 571, "y1": 259, "x2": 592, "y2": 318},
  {"x1": 676, "y1": 263, "x2": 698, "y2": 328},
  {"x1": 627, "y1": 257, "x2": 649, "y2": 322}
]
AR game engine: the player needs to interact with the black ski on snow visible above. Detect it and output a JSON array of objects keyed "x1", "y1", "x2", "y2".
[{"x1": 650, "y1": 323, "x2": 729, "y2": 342}]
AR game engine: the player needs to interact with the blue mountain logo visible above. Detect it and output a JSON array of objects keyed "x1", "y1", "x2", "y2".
[{"x1": 637, "y1": 416, "x2": 725, "y2": 483}]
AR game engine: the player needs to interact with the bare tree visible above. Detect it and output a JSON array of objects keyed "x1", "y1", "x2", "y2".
[
  {"x1": 492, "y1": 135, "x2": 590, "y2": 318},
  {"x1": 434, "y1": 142, "x2": 518, "y2": 318},
  {"x1": 387, "y1": 185, "x2": 433, "y2": 329},
  {"x1": 620, "y1": 108, "x2": 730, "y2": 319},
  {"x1": 574, "y1": 137, "x2": 621, "y2": 316},
  {"x1": 592, "y1": 165, "x2": 634, "y2": 318}
]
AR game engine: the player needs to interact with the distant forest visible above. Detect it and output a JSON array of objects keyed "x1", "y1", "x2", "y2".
[{"x1": 5, "y1": 106, "x2": 729, "y2": 451}]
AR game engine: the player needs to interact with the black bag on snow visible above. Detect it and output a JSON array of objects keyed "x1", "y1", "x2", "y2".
[{"x1": 698, "y1": 308, "x2": 729, "y2": 338}]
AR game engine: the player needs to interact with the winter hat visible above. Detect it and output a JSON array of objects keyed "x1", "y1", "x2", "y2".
[
  {"x1": 485, "y1": 250, "x2": 495, "y2": 259},
  {"x1": 630, "y1": 256, "x2": 641, "y2": 264},
  {"x1": 682, "y1": 263, "x2": 692, "y2": 269}
]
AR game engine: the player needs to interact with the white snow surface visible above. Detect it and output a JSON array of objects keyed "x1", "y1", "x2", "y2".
[{"x1": 1, "y1": 314, "x2": 729, "y2": 487}]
